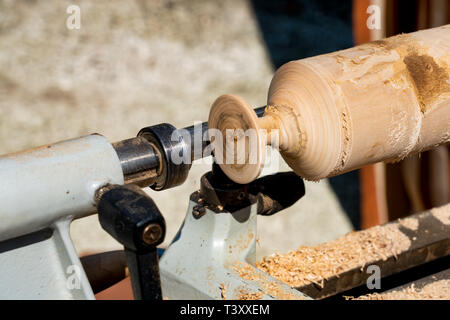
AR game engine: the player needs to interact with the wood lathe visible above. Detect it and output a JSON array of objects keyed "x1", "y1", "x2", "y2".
[
  {"x1": 209, "y1": 25, "x2": 450, "y2": 184},
  {"x1": 0, "y1": 25, "x2": 448, "y2": 300}
]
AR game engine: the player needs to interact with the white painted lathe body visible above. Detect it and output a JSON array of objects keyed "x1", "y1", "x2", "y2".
[{"x1": 0, "y1": 134, "x2": 124, "y2": 299}]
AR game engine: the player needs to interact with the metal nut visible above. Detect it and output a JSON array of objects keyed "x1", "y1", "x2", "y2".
[{"x1": 192, "y1": 205, "x2": 206, "y2": 218}]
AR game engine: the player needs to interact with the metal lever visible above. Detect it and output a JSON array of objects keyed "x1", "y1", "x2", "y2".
[{"x1": 96, "y1": 184, "x2": 166, "y2": 300}]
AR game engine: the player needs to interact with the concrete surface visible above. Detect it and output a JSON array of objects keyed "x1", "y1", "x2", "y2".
[{"x1": 0, "y1": 0, "x2": 354, "y2": 260}]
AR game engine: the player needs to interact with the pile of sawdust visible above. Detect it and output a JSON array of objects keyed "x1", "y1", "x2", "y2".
[
  {"x1": 351, "y1": 279, "x2": 450, "y2": 300},
  {"x1": 232, "y1": 262, "x2": 306, "y2": 300},
  {"x1": 238, "y1": 290, "x2": 264, "y2": 300},
  {"x1": 257, "y1": 223, "x2": 411, "y2": 288}
]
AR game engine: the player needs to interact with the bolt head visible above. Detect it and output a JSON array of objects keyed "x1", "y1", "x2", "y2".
[{"x1": 142, "y1": 223, "x2": 163, "y2": 245}]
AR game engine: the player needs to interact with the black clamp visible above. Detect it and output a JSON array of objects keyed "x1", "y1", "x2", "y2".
[
  {"x1": 97, "y1": 184, "x2": 166, "y2": 300},
  {"x1": 196, "y1": 163, "x2": 305, "y2": 215}
]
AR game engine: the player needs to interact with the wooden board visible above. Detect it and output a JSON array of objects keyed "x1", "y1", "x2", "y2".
[{"x1": 256, "y1": 204, "x2": 450, "y2": 299}]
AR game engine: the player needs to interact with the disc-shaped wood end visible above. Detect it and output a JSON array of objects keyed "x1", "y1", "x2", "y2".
[{"x1": 208, "y1": 94, "x2": 265, "y2": 184}]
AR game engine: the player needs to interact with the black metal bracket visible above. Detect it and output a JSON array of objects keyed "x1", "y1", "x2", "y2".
[
  {"x1": 196, "y1": 163, "x2": 305, "y2": 215},
  {"x1": 96, "y1": 184, "x2": 166, "y2": 300}
]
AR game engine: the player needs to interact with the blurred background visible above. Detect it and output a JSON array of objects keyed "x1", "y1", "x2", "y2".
[{"x1": 0, "y1": 0, "x2": 448, "y2": 260}]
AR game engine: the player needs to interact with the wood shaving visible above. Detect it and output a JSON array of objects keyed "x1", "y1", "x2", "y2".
[
  {"x1": 431, "y1": 203, "x2": 450, "y2": 225},
  {"x1": 232, "y1": 261, "x2": 266, "y2": 282},
  {"x1": 220, "y1": 283, "x2": 226, "y2": 300},
  {"x1": 398, "y1": 217, "x2": 419, "y2": 231},
  {"x1": 262, "y1": 281, "x2": 305, "y2": 300},
  {"x1": 352, "y1": 279, "x2": 450, "y2": 300},
  {"x1": 232, "y1": 262, "x2": 306, "y2": 300},
  {"x1": 238, "y1": 289, "x2": 264, "y2": 300},
  {"x1": 256, "y1": 223, "x2": 411, "y2": 288}
]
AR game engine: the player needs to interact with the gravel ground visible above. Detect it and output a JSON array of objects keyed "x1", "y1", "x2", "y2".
[{"x1": 0, "y1": 0, "x2": 353, "y2": 259}]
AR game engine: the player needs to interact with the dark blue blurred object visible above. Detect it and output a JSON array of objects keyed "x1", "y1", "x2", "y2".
[{"x1": 250, "y1": 0, "x2": 354, "y2": 67}]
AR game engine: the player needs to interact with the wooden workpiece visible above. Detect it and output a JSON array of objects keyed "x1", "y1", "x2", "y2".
[{"x1": 209, "y1": 25, "x2": 450, "y2": 184}]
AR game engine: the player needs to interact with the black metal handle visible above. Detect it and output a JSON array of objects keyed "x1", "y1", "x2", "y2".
[{"x1": 97, "y1": 184, "x2": 166, "y2": 300}]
